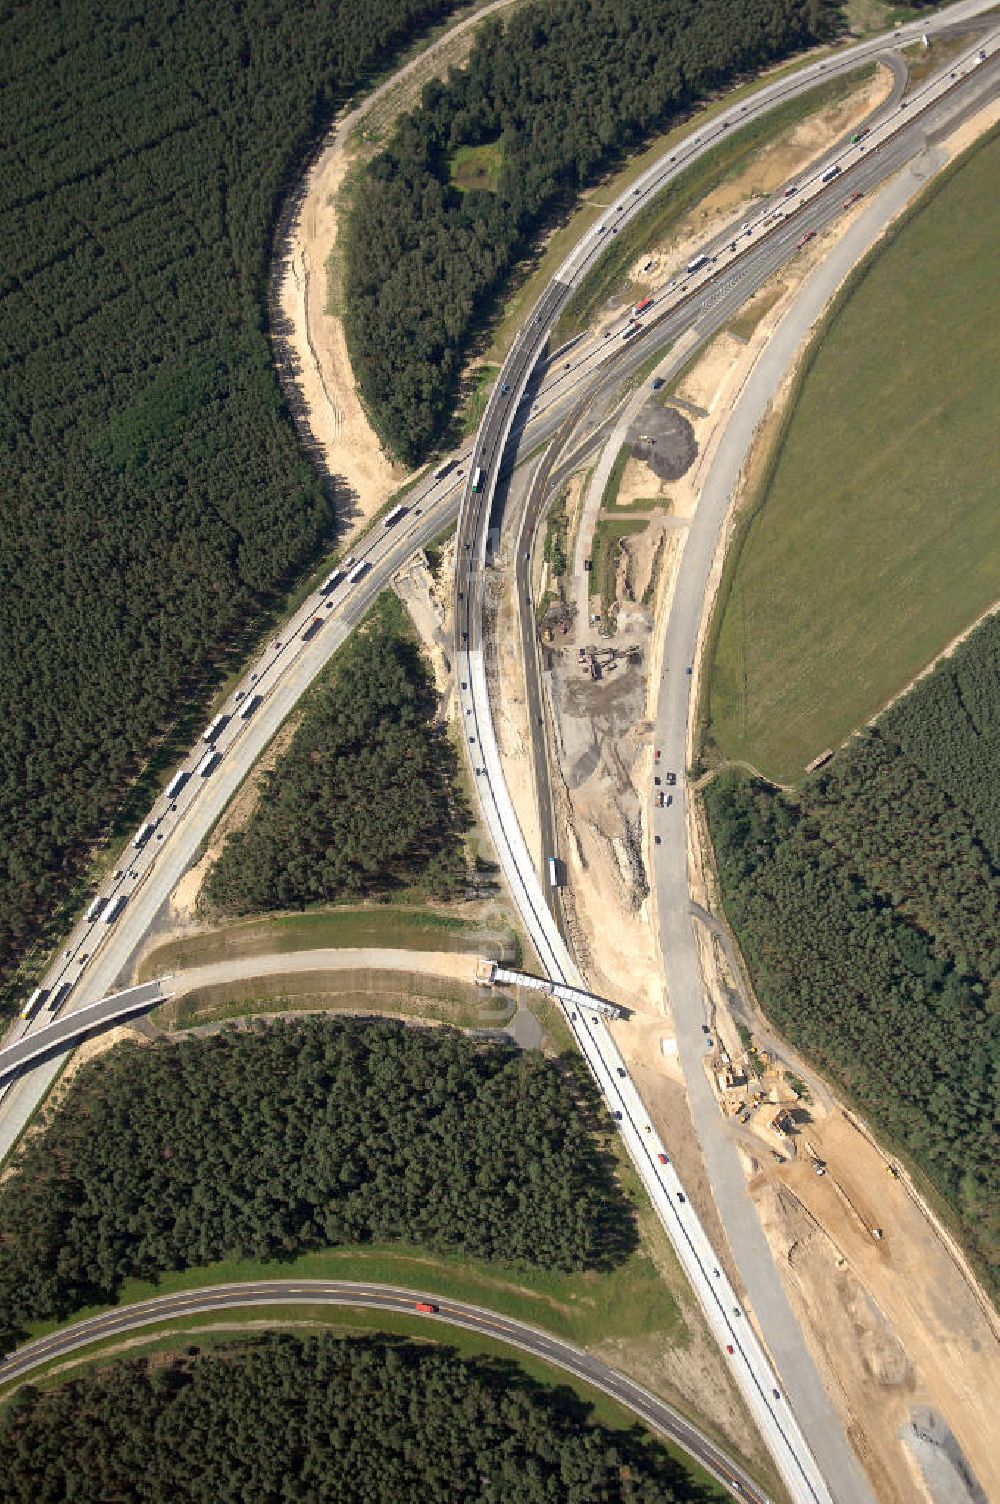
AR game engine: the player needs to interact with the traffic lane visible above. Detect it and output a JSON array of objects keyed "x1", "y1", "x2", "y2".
[
  {"x1": 14, "y1": 17, "x2": 994, "y2": 1056},
  {"x1": 21, "y1": 492, "x2": 465, "y2": 1055},
  {"x1": 0, "y1": 1281, "x2": 768, "y2": 1503},
  {"x1": 645, "y1": 135, "x2": 973, "y2": 1502},
  {"x1": 0, "y1": 983, "x2": 166, "y2": 1086},
  {"x1": 451, "y1": 90, "x2": 992, "y2": 1504},
  {"x1": 563, "y1": 1008, "x2": 819, "y2": 1498},
  {"x1": 8, "y1": 456, "x2": 474, "y2": 1047},
  {"x1": 560, "y1": 29, "x2": 996, "y2": 348},
  {"x1": 557, "y1": 18, "x2": 994, "y2": 286}
]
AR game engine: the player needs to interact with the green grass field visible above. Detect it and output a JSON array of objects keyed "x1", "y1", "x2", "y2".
[
  {"x1": 590, "y1": 518, "x2": 649, "y2": 605},
  {"x1": 138, "y1": 905, "x2": 517, "y2": 980},
  {"x1": 704, "y1": 128, "x2": 1000, "y2": 784},
  {"x1": 450, "y1": 139, "x2": 503, "y2": 192}
]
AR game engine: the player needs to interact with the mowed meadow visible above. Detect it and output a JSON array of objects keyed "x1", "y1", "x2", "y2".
[{"x1": 705, "y1": 127, "x2": 1000, "y2": 784}]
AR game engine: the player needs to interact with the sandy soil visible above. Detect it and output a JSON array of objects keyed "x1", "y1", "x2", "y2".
[
  {"x1": 394, "y1": 555, "x2": 453, "y2": 705},
  {"x1": 493, "y1": 561, "x2": 543, "y2": 867},
  {"x1": 634, "y1": 66, "x2": 895, "y2": 298},
  {"x1": 170, "y1": 718, "x2": 300, "y2": 925},
  {"x1": 271, "y1": 2, "x2": 518, "y2": 528},
  {"x1": 273, "y1": 136, "x2": 405, "y2": 523},
  {"x1": 937, "y1": 91, "x2": 1000, "y2": 160},
  {"x1": 744, "y1": 1108, "x2": 1000, "y2": 1504},
  {"x1": 676, "y1": 103, "x2": 1000, "y2": 1504}
]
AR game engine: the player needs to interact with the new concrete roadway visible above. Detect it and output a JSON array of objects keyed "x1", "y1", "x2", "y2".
[
  {"x1": 5, "y1": 7, "x2": 992, "y2": 1164},
  {"x1": 0, "y1": 1281, "x2": 770, "y2": 1503},
  {"x1": 646, "y1": 145, "x2": 979, "y2": 1478},
  {"x1": 454, "y1": 28, "x2": 999, "y2": 1504},
  {"x1": 0, "y1": 4, "x2": 995, "y2": 1492}
]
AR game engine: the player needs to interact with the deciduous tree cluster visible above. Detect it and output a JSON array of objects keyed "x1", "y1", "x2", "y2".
[
  {"x1": 0, "y1": 0, "x2": 462, "y2": 1009},
  {"x1": 202, "y1": 596, "x2": 469, "y2": 913},
  {"x1": 0, "y1": 1017, "x2": 634, "y2": 1338},
  {"x1": 0, "y1": 1335, "x2": 708, "y2": 1503},
  {"x1": 343, "y1": 0, "x2": 839, "y2": 462},
  {"x1": 704, "y1": 614, "x2": 1000, "y2": 1289}
]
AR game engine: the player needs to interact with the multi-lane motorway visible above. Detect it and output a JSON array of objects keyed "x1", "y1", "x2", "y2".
[
  {"x1": 452, "y1": 21, "x2": 998, "y2": 1504},
  {"x1": 0, "y1": 1280, "x2": 769, "y2": 1502},
  {"x1": 0, "y1": 4, "x2": 997, "y2": 1498}
]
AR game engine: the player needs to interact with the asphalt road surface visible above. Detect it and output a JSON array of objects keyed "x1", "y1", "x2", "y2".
[
  {"x1": 0, "y1": 1280, "x2": 770, "y2": 1504},
  {"x1": 0, "y1": 7, "x2": 995, "y2": 1495},
  {"x1": 0, "y1": 982, "x2": 166, "y2": 1087},
  {"x1": 452, "y1": 26, "x2": 999, "y2": 1504}
]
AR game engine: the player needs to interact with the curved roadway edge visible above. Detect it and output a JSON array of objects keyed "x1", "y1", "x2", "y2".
[
  {"x1": 0, "y1": 951, "x2": 497, "y2": 1088},
  {"x1": 0, "y1": 0, "x2": 992, "y2": 1481},
  {"x1": 650, "y1": 136, "x2": 983, "y2": 1504},
  {"x1": 454, "y1": 25, "x2": 1000, "y2": 1504},
  {"x1": 0, "y1": 1282, "x2": 771, "y2": 1504}
]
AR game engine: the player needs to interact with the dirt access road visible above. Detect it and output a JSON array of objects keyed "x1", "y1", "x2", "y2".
[{"x1": 270, "y1": 0, "x2": 517, "y2": 530}]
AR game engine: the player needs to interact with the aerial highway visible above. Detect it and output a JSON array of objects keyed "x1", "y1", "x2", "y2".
[
  {"x1": 0, "y1": 1280, "x2": 771, "y2": 1503},
  {"x1": 453, "y1": 24, "x2": 999, "y2": 1504},
  {"x1": 4, "y1": 9, "x2": 993, "y2": 1113},
  {"x1": 501, "y1": 106, "x2": 1000, "y2": 1502},
  {"x1": 0, "y1": 0, "x2": 995, "y2": 1488},
  {"x1": 0, "y1": 982, "x2": 167, "y2": 1087}
]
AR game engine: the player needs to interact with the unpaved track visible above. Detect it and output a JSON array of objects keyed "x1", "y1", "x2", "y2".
[
  {"x1": 164, "y1": 947, "x2": 480, "y2": 996},
  {"x1": 270, "y1": 0, "x2": 518, "y2": 526}
]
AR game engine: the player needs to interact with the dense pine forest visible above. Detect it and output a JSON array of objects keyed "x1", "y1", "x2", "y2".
[
  {"x1": 0, "y1": 1017, "x2": 633, "y2": 1340},
  {"x1": 704, "y1": 613, "x2": 1000, "y2": 1290},
  {"x1": 0, "y1": 0, "x2": 464, "y2": 1005},
  {"x1": 342, "y1": 0, "x2": 840, "y2": 463},
  {"x1": 202, "y1": 596, "x2": 469, "y2": 913},
  {"x1": 0, "y1": 1335, "x2": 711, "y2": 1502}
]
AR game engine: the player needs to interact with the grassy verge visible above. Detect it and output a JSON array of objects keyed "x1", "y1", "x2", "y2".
[
  {"x1": 484, "y1": 47, "x2": 857, "y2": 362},
  {"x1": 0, "y1": 1317, "x2": 729, "y2": 1499},
  {"x1": 11, "y1": 1225, "x2": 683, "y2": 1362},
  {"x1": 600, "y1": 444, "x2": 631, "y2": 509},
  {"x1": 553, "y1": 65, "x2": 876, "y2": 342},
  {"x1": 609, "y1": 496, "x2": 669, "y2": 514},
  {"x1": 461, "y1": 363, "x2": 500, "y2": 434},
  {"x1": 0, "y1": 1141, "x2": 773, "y2": 1496},
  {"x1": 543, "y1": 487, "x2": 570, "y2": 578},
  {"x1": 590, "y1": 518, "x2": 649, "y2": 605},
  {"x1": 138, "y1": 906, "x2": 516, "y2": 980},
  {"x1": 726, "y1": 281, "x2": 786, "y2": 342},
  {"x1": 156, "y1": 973, "x2": 513, "y2": 1034},
  {"x1": 902, "y1": 32, "x2": 973, "y2": 89},
  {"x1": 702, "y1": 125, "x2": 1000, "y2": 783}
]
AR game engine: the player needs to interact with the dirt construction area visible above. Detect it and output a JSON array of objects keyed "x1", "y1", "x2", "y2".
[{"x1": 494, "y1": 92, "x2": 1000, "y2": 1498}]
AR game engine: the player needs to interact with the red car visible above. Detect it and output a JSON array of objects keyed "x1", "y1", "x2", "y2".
[
  {"x1": 657, "y1": 1153, "x2": 669, "y2": 1165},
  {"x1": 726, "y1": 1344, "x2": 735, "y2": 1355},
  {"x1": 796, "y1": 230, "x2": 816, "y2": 249},
  {"x1": 654, "y1": 748, "x2": 661, "y2": 761},
  {"x1": 843, "y1": 191, "x2": 863, "y2": 208}
]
